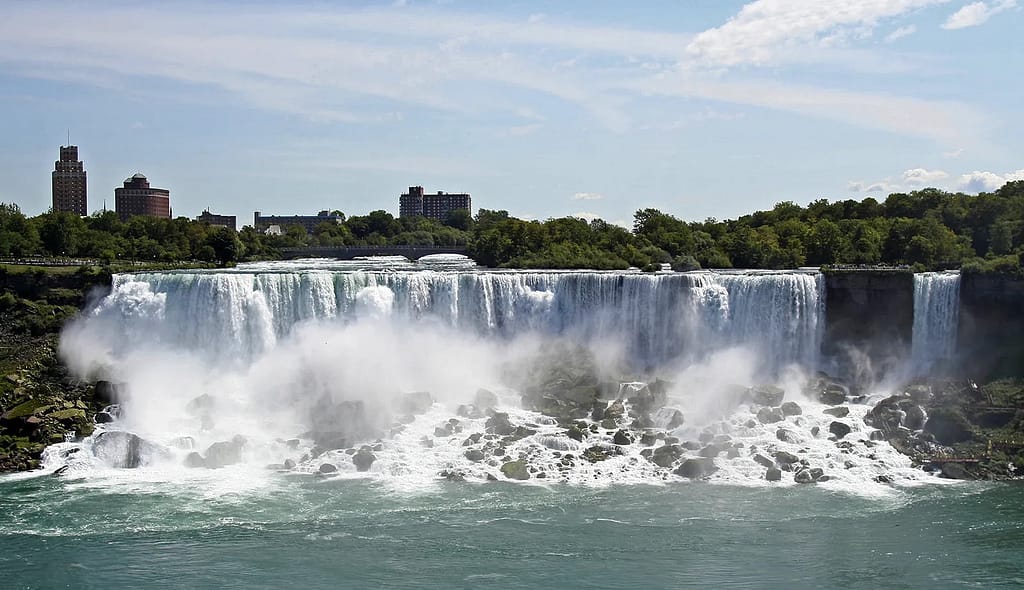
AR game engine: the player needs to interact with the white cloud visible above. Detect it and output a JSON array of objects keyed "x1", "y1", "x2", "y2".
[
  {"x1": 943, "y1": 147, "x2": 965, "y2": 158},
  {"x1": 885, "y1": 25, "x2": 918, "y2": 41},
  {"x1": 956, "y1": 169, "x2": 1024, "y2": 192},
  {"x1": 902, "y1": 167, "x2": 949, "y2": 184},
  {"x1": 685, "y1": 0, "x2": 949, "y2": 68},
  {"x1": 572, "y1": 192, "x2": 604, "y2": 201},
  {"x1": 571, "y1": 211, "x2": 601, "y2": 221},
  {"x1": 942, "y1": 0, "x2": 1017, "y2": 29},
  {"x1": 633, "y1": 74, "x2": 981, "y2": 145}
]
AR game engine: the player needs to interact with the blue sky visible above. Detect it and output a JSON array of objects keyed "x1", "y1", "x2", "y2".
[{"x1": 1, "y1": 0, "x2": 1021, "y2": 228}]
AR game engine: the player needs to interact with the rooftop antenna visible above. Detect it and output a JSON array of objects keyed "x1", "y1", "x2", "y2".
[{"x1": 67, "y1": 128, "x2": 70, "y2": 147}]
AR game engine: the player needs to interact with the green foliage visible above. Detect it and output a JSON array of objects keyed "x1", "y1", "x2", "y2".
[{"x1": 3, "y1": 179, "x2": 1023, "y2": 270}]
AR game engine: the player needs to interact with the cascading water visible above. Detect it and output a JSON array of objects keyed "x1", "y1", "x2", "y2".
[
  {"x1": 86, "y1": 268, "x2": 824, "y2": 374},
  {"x1": 911, "y1": 272, "x2": 961, "y2": 375}
]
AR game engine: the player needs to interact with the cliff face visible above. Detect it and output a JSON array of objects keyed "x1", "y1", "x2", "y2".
[
  {"x1": 823, "y1": 271, "x2": 914, "y2": 382},
  {"x1": 959, "y1": 273, "x2": 1024, "y2": 379}
]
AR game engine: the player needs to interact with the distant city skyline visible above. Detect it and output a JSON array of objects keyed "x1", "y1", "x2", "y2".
[{"x1": 2, "y1": 1, "x2": 1022, "y2": 229}]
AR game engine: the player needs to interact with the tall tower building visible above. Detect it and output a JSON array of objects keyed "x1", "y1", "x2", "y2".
[{"x1": 51, "y1": 145, "x2": 87, "y2": 215}]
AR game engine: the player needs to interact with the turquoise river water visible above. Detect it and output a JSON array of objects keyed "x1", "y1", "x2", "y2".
[{"x1": 1, "y1": 474, "x2": 1022, "y2": 589}]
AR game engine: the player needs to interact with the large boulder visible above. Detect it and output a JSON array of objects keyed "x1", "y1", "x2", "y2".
[
  {"x1": 780, "y1": 401, "x2": 802, "y2": 416},
  {"x1": 674, "y1": 457, "x2": 717, "y2": 479},
  {"x1": 651, "y1": 444, "x2": 683, "y2": 468},
  {"x1": 604, "y1": 400, "x2": 626, "y2": 421},
  {"x1": 829, "y1": 421, "x2": 852, "y2": 440},
  {"x1": 204, "y1": 435, "x2": 247, "y2": 469},
  {"x1": 756, "y1": 407, "x2": 785, "y2": 424},
  {"x1": 773, "y1": 451, "x2": 800, "y2": 465},
  {"x1": 667, "y1": 409, "x2": 685, "y2": 429},
  {"x1": 92, "y1": 431, "x2": 165, "y2": 468},
  {"x1": 613, "y1": 430, "x2": 632, "y2": 445},
  {"x1": 93, "y1": 381, "x2": 122, "y2": 405},
  {"x1": 823, "y1": 407, "x2": 849, "y2": 418},
  {"x1": 500, "y1": 460, "x2": 530, "y2": 480},
  {"x1": 751, "y1": 385, "x2": 785, "y2": 407},
  {"x1": 485, "y1": 413, "x2": 515, "y2": 436},
  {"x1": 353, "y1": 446, "x2": 376, "y2": 472},
  {"x1": 765, "y1": 467, "x2": 782, "y2": 481}
]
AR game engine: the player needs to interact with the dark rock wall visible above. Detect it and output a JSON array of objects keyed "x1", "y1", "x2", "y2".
[
  {"x1": 823, "y1": 271, "x2": 914, "y2": 382},
  {"x1": 958, "y1": 273, "x2": 1024, "y2": 379}
]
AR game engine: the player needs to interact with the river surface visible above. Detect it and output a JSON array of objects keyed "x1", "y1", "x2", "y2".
[{"x1": 1, "y1": 475, "x2": 1022, "y2": 589}]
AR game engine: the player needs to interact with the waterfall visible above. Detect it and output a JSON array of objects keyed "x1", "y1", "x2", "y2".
[
  {"x1": 84, "y1": 267, "x2": 825, "y2": 375},
  {"x1": 911, "y1": 272, "x2": 961, "y2": 375}
]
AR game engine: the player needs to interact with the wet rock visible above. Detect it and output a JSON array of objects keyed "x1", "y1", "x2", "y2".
[
  {"x1": 674, "y1": 457, "x2": 717, "y2": 479},
  {"x1": 823, "y1": 407, "x2": 849, "y2": 418},
  {"x1": 604, "y1": 400, "x2": 625, "y2": 420},
  {"x1": 420, "y1": 437, "x2": 434, "y2": 448},
  {"x1": 434, "y1": 426, "x2": 453, "y2": 438},
  {"x1": 204, "y1": 435, "x2": 247, "y2": 469},
  {"x1": 756, "y1": 407, "x2": 785, "y2": 424},
  {"x1": 780, "y1": 401, "x2": 802, "y2": 416},
  {"x1": 92, "y1": 431, "x2": 148, "y2": 468},
  {"x1": 283, "y1": 458, "x2": 296, "y2": 470},
  {"x1": 667, "y1": 409, "x2": 685, "y2": 429},
  {"x1": 816, "y1": 382, "x2": 849, "y2": 405},
  {"x1": 183, "y1": 452, "x2": 206, "y2": 468},
  {"x1": 439, "y1": 468, "x2": 466, "y2": 482},
  {"x1": 811, "y1": 426, "x2": 820, "y2": 436},
  {"x1": 464, "y1": 449, "x2": 486, "y2": 462},
  {"x1": 566, "y1": 424, "x2": 586, "y2": 442},
  {"x1": 485, "y1": 413, "x2": 515, "y2": 436},
  {"x1": 776, "y1": 429, "x2": 800, "y2": 444},
  {"x1": 94, "y1": 411, "x2": 116, "y2": 424},
  {"x1": 500, "y1": 460, "x2": 530, "y2": 480},
  {"x1": 682, "y1": 440, "x2": 702, "y2": 451},
  {"x1": 639, "y1": 432, "x2": 658, "y2": 446},
  {"x1": 93, "y1": 381, "x2": 122, "y2": 405},
  {"x1": 462, "y1": 433, "x2": 483, "y2": 446},
  {"x1": 774, "y1": 451, "x2": 800, "y2": 465},
  {"x1": 319, "y1": 463, "x2": 338, "y2": 474},
  {"x1": 590, "y1": 402, "x2": 606, "y2": 422},
  {"x1": 751, "y1": 385, "x2": 785, "y2": 407},
  {"x1": 651, "y1": 444, "x2": 682, "y2": 468},
  {"x1": 353, "y1": 447, "x2": 376, "y2": 472},
  {"x1": 699, "y1": 444, "x2": 725, "y2": 458},
  {"x1": 765, "y1": 467, "x2": 782, "y2": 481},
  {"x1": 753, "y1": 453, "x2": 775, "y2": 468},
  {"x1": 399, "y1": 391, "x2": 433, "y2": 415},
  {"x1": 902, "y1": 404, "x2": 927, "y2": 431},
  {"x1": 794, "y1": 469, "x2": 815, "y2": 484},
  {"x1": 829, "y1": 421, "x2": 852, "y2": 440},
  {"x1": 613, "y1": 430, "x2": 632, "y2": 445}
]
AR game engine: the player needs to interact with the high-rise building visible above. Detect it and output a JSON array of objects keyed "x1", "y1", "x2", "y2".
[
  {"x1": 399, "y1": 186, "x2": 471, "y2": 221},
  {"x1": 51, "y1": 145, "x2": 87, "y2": 216},
  {"x1": 115, "y1": 173, "x2": 170, "y2": 220}
]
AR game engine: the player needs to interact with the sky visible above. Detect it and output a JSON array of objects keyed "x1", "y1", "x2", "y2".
[{"x1": 0, "y1": 0, "x2": 1022, "y2": 228}]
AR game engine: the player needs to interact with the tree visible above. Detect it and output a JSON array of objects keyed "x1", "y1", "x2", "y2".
[
  {"x1": 442, "y1": 208, "x2": 473, "y2": 231},
  {"x1": 206, "y1": 227, "x2": 240, "y2": 265}
]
